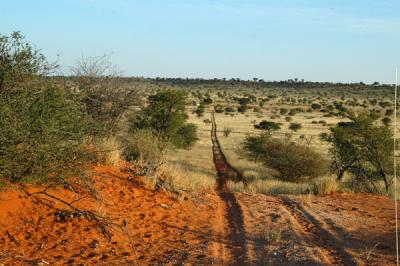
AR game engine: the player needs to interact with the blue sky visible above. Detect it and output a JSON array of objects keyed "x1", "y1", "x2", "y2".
[{"x1": 2, "y1": 0, "x2": 400, "y2": 83}]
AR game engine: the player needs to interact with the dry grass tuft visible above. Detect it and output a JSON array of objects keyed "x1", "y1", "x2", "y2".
[
  {"x1": 228, "y1": 179, "x2": 310, "y2": 195},
  {"x1": 157, "y1": 162, "x2": 215, "y2": 193},
  {"x1": 95, "y1": 137, "x2": 122, "y2": 166},
  {"x1": 311, "y1": 176, "x2": 339, "y2": 195}
]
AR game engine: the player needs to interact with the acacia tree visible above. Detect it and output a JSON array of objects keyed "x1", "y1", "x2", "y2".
[
  {"x1": 321, "y1": 113, "x2": 393, "y2": 192},
  {"x1": 254, "y1": 120, "x2": 281, "y2": 133},
  {"x1": 289, "y1": 123, "x2": 302, "y2": 132},
  {"x1": 131, "y1": 90, "x2": 198, "y2": 149}
]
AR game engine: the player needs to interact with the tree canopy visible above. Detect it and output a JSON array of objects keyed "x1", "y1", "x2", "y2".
[{"x1": 131, "y1": 90, "x2": 198, "y2": 149}]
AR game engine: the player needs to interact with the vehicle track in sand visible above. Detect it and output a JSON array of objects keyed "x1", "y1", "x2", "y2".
[
  {"x1": 209, "y1": 112, "x2": 358, "y2": 265},
  {"x1": 210, "y1": 112, "x2": 249, "y2": 265},
  {"x1": 278, "y1": 195, "x2": 357, "y2": 265}
]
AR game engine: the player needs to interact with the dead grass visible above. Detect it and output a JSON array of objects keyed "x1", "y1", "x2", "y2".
[
  {"x1": 95, "y1": 137, "x2": 122, "y2": 166},
  {"x1": 227, "y1": 179, "x2": 310, "y2": 195},
  {"x1": 158, "y1": 162, "x2": 215, "y2": 193},
  {"x1": 311, "y1": 176, "x2": 339, "y2": 195},
  {"x1": 228, "y1": 175, "x2": 341, "y2": 196}
]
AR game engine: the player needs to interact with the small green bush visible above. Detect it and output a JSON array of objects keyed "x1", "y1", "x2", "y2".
[
  {"x1": 289, "y1": 122, "x2": 302, "y2": 132},
  {"x1": 241, "y1": 135, "x2": 328, "y2": 182}
]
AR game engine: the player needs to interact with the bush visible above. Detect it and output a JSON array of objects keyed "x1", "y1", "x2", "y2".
[
  {"x1": 385, "y1": 109, "x2": 394, "y2": 116},
  {"x1": 237, "y1": 105, "x2": 248, "y2": 113},
  {"x1": 0, "y1": 84, "x2": 93, "y2": 183},
  {"x1": 0, "y1": 32, "x2": 55, "y2": 90},
  {"x1": 279, "y1": 108, "x2": 288, "y2": 115},
  {"x1": 123, "y1": 129, "x2": 169, "y2": 175},
  {"x1": 311, "y1": 103, "x2": 321, "y2": 110},
  {"x1": 71, "y1": 54, "x2": 139, "y2": 133},
  {"x1": 241, "y1": 135, "x2": 328, "y2": 182},
  {"x1": 224, "y1": 106, "x2": 235, "y2": 113},
  {"x1": 195, "y1": 104, "x2": 205, "y2": 117},
  {"x1": 289, "y1": 123, "x2": 302, "y2": 132},
  {"x1": 382, "y1": 117, "x2": 391, "y2": 126},
  {"x1": 202, "y1": 97, "x2": 213, "y2": 105},
  {"x1": 254, "y1": 120, "x2": 281, "y2": 133},
  {"x1": 172, "y1": 123, "x2": 198, "y2": 149},
  {"x1": 214, "y1": 104, "x2": 224, "y2": 113}
]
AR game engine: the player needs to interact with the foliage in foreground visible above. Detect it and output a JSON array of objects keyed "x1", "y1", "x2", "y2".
[
  {"x1": 0, "y1": 84, "x2": 93, "y2": 183},
  {"x1": 0, "y1": 31, "x2": 56, "y2": 90},
  {"x1": 0, "y1": 32, "x2": 94, "y2": 184}
]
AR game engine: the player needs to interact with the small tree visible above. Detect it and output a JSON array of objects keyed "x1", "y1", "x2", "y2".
[
  {"x1": 195, "y1": 104, "x2": 205, "y2": 117},
  {"x1": 311, "y1": 103, "x2": 321, "y2": 110},
  {"x1": 237, "y1": 105, "x2": 248, "y2": 113},
  {"x1": 131, "y1": 90, "x2": 198, "y2": 149},
  {"x1": 254, "y1": 120, "x2": 281, "y2": 133},
  {"x1": 279, "y1": 108, "x2": 288, "y2": 115},
  {"x1": 382, "y1": 117, "x2": 391, "y2": 126},
  {"x1": 321, "y1": 113, "x2": 393, "y2": 192},
  {"x1": 289, "y1": 123, "x2": 302, "y2": 132}
]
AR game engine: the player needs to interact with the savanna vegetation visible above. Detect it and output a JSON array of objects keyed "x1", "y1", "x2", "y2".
[{"x1": 1, "y1": 31, "x2": 397, "y2": 198}]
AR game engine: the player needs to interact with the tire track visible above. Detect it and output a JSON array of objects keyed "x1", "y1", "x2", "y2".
[
  {"x1": 210, "y1": 112, "x2": 249, "y2": 265},
  {"x1": 279, "y1": 195, "x2": 357, "y2": 266}
]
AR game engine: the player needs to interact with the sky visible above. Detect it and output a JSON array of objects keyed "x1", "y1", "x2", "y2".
[{"x1": 2, "y1": 0, "x2": 400, "y2": 83}]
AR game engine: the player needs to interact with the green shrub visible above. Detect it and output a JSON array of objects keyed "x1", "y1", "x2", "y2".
[
  {"x1": 224, "y1": 106, "x2": 235, "y2": 113},
  {"x1": 279, "y1": 108, "x2": 288, "y2": 115},
  {"x1": 254, "y1": 120, "x2": 281, "y2": 133},
  {"x1": 321, "y1": 113, "x2": 393, "y2": 193},
  {"x1": 289, "y1": 122, "x2": 302, "y2": 132},
  {"x1": 131, "y1": 90, "x2": 198, "y2": 149},
  {"x1": 0, "y1": 32, "x2": 55, "y2": 90},
  {"x1": 0, "y1": 84, "x2": 93, "y2": 183},
  {"x1": 237, "y1": 105, "x2": 248, "y2": 113},
  {"x1": 311, "y1": 103, "x2": 321, "y2": 110},
  {"x1": 195, "y1": 104, "x2": 205, "y2": 117},
  {"x1": 214, "y1": 104, "x2": 224, "y2": 113},
  {"x1": 241, "y1": 135, "x2": 328, "y2": 182}
]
